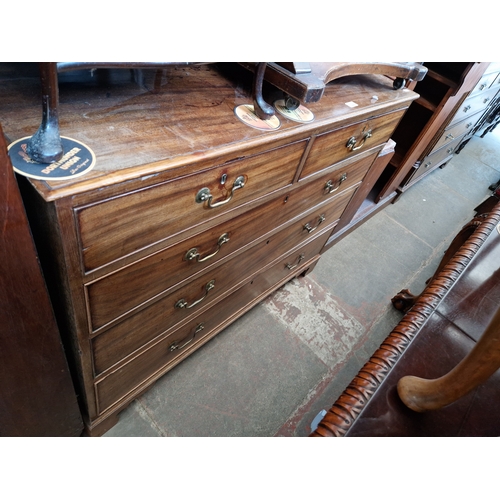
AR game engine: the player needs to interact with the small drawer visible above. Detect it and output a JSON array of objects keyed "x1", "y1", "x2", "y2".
[
  {"x1": 94, "y1": 230, "x2": 330, "y2": 414},
  {"x1": 90, "y1": 187, "x2": 354, "y2": 370},
  {"x1": 470, "y1": 72, "x2": 498, "y2": 96},
  {"x1": 491, "y1": 72, "x2": 500, "y2": 89},
  {"x1": 430, "y1": 111, "x2": 483, "y2": 154},
  {"x1": 76, "y1": 140, "x2": 306, "y2": 272},
  {"x1": 413, "y1": 139, "x2": 459, "y2": 182},
  {"x1": 299, "y1": 109, "x2": 406, "y2": 179},
  {"x1": 449, "y1": 87, "x2": 499, "y2": 127},
  {"x1": 85, "y1": 153, "x2": 377, "y2": 330}
]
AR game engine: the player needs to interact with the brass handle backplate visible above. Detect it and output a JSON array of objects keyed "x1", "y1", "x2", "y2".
[
  {"x1": 175, "y1": 280, "x2": 215, "y2": 309},
  {"x1": 286, "y1": 253, "x2": 305, "y2": 270},
  {"x1": 196, "y1": 176, "x2": 245, "y2": 208},
  {"x1": 168, "y1": 323, "x2": 205, "y2": 352},
  {"x1": 325, "y1": 173, "x2": 348, "y2": 194},
  {"x1": 184, "y1": 233, "x2": 230, "y2": 263},
  {"x1": 304, "y1": 214, "x2": 326, "y2": 233},
  {"x1": 346, "y1": 129, "x2": 372, "y2": 151}
]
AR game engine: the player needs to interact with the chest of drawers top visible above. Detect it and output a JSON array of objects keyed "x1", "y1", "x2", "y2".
[{"x1": 1, "y1": 63, "x2": 417, "y2": 202}]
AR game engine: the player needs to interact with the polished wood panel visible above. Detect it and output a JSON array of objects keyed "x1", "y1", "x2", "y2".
[
  {"x1": 0, "y1": 124, "x2": 83, "y2": 437},
  {"x1": 398, "y1": 305, "x2": 500, "y2": 412},
  {"x1": 0, "y1": 64, "x2": 417, "y2": 200},
  {"x1": 299, "y1": 110, "x2": 406, "y2": 179},
  {"x1": 91, "y1": 189, "x2": 352, "y2": 370},
  {"x1": 77, "y1": 139, "x2": 305, "y2": 271},
  {"x1": 95, "y1": 230, "x2": 331, "y2": 413},
  {"x1": 85, "y1": 153, "x2": 377, "y2": 329}
]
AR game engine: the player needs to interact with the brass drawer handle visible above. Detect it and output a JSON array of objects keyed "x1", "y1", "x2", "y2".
[
  {"x1": 325, "y1": 173, "x2": 348, "y2": 193},
  {"x1": 286, "y1": 253, "x2": 305, "y2": 270},
  {"x1": 195, "y1": 176, "x2": 245, "y2": 208},
  {"x1": 184, "y1": 233, "x2": 230, "y2": 263},
  {"x1": 168, "y1": 323, "x2": 205, "y2": 352},
  {"x1": 346, "y1": 129, "x2": 372, "y2": 151},
  {"x1": 304, "y1": 214, "x2": 325, "y2": 233},
  {"x1": 175, "y1": 279, "x2": 215, "y2": 309}
]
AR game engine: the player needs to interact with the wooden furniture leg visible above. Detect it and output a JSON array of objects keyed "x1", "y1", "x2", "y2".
[
  {"x1": 252, "y1": 62, "x2": 275, "y2": 120},
  {"x1": 398, "y1": 304, "x2": 500, "y2": 412},
  {"x1": 391, "y1": 213, "x2": 487, "y2": 313},
  {"x1": 26, "y1": 62, "x2": 63, "y2": 164}
]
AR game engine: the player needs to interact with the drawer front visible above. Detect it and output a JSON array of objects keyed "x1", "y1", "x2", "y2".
[
  {"x1": 76, "y1": 140, "x2": 306, "y2": 271},
  {"x1": 413, "y1": 139, "x2": 460, "y2": 183},
  {"x1": 430, "y1": 111, "x2": 483, "y2": 154},
  {"x1": 91, "y1": 187, "x2": 355, "y2": 371},
  {"x1": 94, "y1": 231, "x2": 330, "y2": 414},
  {"x1": 299, "y1": 109, "x2": 406, "y2": 179},
  {"x1": 85, "y1": 152, "x2": 377, "y2": 330},
  {"x1": 449, "y1": 87, "x2": 499, "y2": 127},
  {"x1": 471, "y1": 72, "x2": 498, "y2": 95}
]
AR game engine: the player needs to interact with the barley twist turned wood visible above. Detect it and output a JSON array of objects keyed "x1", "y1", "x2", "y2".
[{"x1": 310, "y1": 202, "x2": 500, "y2": 437}]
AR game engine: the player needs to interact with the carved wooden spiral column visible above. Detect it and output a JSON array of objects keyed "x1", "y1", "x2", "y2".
[{"x1": 311, "y1": 202, "x2": 500, "y2": 437}]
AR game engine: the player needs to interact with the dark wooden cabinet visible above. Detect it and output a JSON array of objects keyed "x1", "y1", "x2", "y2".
[
  {"x1": 0, "y1": 63, "x2": 418, "y2": 435},
  {"x1": 0, "y1": 124, "x2": 83, "y2": 437},
  {"x1": 373, "y1": 63, "x2": 490, "y2": 200}
]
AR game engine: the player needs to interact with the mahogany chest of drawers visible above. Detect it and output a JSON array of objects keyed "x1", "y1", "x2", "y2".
[{"x1": 2, "y1": 64, "x2": 418, "y2": 435}]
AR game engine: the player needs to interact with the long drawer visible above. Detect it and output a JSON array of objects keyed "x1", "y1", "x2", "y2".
[
  {"x1": 299, "y1": 108, "x2": 406, "y2": 179},
  {"x1": 76, "y1": 139, "x2": 307, "y2": 272},
  {"x1": 449, "y1": 87, "x2": 499, "y2": 127},
  {"x1": 430, "y1": 111, "x2": 483, "y2": 154},
  {"x1": 85, "y1": 152, "x2": 377, "y2": 330},
  {"x1": 471, "y1": 71, "x2": 499, "y2": 95},
  {"x1": 94, "y1": 230, "x2": 330, "y2": 414},
  {"x1": 411, "y1": 136, "x2": 461, "y2": 184},
  {"x1": 90, "y1": 185, "x2": 355, "y2": 365}
]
